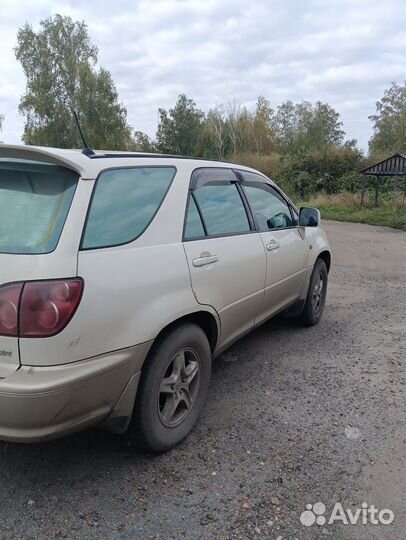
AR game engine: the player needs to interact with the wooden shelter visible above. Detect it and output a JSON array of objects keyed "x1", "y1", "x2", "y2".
[{"x1": 360, "y1": 153, "x2": 406, "y2": 206}]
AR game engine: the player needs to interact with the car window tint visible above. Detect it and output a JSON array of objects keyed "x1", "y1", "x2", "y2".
[
  {"x1": 184, "y1": 196, "x2": 205, "y2": 239},
  {"x1": 194, "y1": 182, "x2": 250, "y2": 236},
  {"x1": 82, "y1": 167, "x2": 175, "y2": 249},
  {"x1": 243, "y1": 184, "x2": 293, "y2": 230},
  {"x1": 0, "y1": 159, "x2": 77, "y2": 254}
]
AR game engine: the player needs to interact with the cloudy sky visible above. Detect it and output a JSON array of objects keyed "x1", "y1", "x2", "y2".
[{"x1": 0, "y1": 0, "x2": 404, "y2": 150}]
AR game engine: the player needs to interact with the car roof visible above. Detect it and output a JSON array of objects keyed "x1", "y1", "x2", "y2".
[{"x1": 0, "y1": 144, "x2": 263, "y2": 180}]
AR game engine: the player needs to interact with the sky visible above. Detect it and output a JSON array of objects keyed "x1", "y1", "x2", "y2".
[{"x1": 0, "y1": 0, "x2": 404, "y2": 150}]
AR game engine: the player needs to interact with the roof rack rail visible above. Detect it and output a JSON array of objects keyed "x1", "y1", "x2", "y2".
[{"x1": 89, "y1": 152, "x2": 236, "y2": 165}]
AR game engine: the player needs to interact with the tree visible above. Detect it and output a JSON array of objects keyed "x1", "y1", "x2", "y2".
[
  {"x1": 15, "y1": 14, "x2": 133, "y2": 149},
  {"x1": 133, "y1": 131, "x2": 156, "y2": 152},
  {"x1": 299, "y1": 101, "x2": 345, "y2": 149},
  {"x1": 225, "y1": 102, "x2": 253, "y2": 155},
  {"x1": 273, "y1": 100, "x2": 344, "y2": 153},
  {"x1": 369, "y1": 81, "x2": 406, "y2": 157},
  {"x1": 205, "y1": 105, "x2": 229, "y2": 159},
  {"x1": 251, "y1": 96, "x2": 275, "y2": 155},
  {"x1": 272, "y1": 100, "x2": 297, "y2": 151},
  {"x1": 156, "y1": 94, "x2": 205, "y2": 155}
]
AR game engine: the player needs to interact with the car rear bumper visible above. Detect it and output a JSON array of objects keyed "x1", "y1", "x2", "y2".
[{"x1": 0, "y1": 341, "x2": 152, "y2": 443}]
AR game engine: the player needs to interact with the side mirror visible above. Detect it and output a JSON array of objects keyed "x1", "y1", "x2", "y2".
[
  {"x1": 299, "y1": 207, "x2": 320, "y2": 227},
  {"x1": 266, "y1": 212, "x2": 291, "y2": 229}
]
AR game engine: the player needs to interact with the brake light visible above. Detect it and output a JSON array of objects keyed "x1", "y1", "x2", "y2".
[
  {"x1": 0, "y1": 279, "x2": 83, "y2": 338},
  {"x1": 0, "y1": 283, "x2": 24, "y2": 337}
]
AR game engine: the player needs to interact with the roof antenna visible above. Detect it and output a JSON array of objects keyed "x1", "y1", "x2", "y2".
[{"x1": 73, "y1": 109, "x2": 95, "y2": 157}]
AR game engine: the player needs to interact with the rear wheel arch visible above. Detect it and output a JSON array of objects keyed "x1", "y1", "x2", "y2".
[{"x1": 152, "y1": 310, "x2": 219, "y2": 356}]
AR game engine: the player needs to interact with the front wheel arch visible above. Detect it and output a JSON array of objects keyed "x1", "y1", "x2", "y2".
[{"x1": 317, "y1": 250, "x2": 331, "y2": 273}]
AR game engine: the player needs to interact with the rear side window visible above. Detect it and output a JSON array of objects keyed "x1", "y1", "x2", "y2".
[
  {"x1": 184, "y1": 168, "x2": 251, "y2": 239},
  {"x1": 82, "y1": 167, "x2": 175, "y2": 249},
  {"x1": 0, "y1": 159, "x2": 78, "y2": 254},
  {"x1": 193, "y1": 182, "x2": 250, "y2": 236},
  {"x1": 184, "y1": 196, "x2": 205, "y2": 238}
]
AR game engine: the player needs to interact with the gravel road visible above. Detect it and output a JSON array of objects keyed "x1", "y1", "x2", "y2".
[{"x1": 0, "y1": 220, "x2": 405, "y2": 540}]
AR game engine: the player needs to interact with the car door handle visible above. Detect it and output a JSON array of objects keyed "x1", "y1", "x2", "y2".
[
  {"x1": 192, "y1": 252, "x2": 219, "y2": 267},
  {"x1": 266, "y1": 239, "x2": 280, "y2": 251}
]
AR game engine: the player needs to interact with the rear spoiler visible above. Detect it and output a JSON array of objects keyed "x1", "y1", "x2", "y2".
[{"x1": 0, "y1": 145, "x2": 91, "y2": 179}]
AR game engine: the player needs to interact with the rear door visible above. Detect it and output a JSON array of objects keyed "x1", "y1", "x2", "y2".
[
  {"x1": 239, "y1": 172, "x2": 308, "y2": 323},
  {"x1": 182, "y1": 168, "x2": 266, "y2": 350}
]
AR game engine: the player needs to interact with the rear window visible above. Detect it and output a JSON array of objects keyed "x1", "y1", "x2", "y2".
[
  {"x1": 81, "y1": 166, "x2": 175, "y2": 249},
  {"x1": 0, "y1": 159, "x2": 78, "y2": 254}
]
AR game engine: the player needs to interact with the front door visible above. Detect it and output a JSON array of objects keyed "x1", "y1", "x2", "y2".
[
  {"x1": 182, "y1": 168, "x2": 266, "y2": 349},
  {"x1": 239, "y1": 172, "x2": 308, "y2": 324}
]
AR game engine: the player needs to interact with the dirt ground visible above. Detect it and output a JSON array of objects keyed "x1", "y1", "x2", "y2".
[{"x1": 0, "y1": 220, "x2": 405, "y2": 540}]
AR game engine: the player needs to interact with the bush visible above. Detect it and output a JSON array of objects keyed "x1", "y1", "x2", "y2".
[
  {"x1": 337, "y1": 171, "x2": 362, "y2": 193},
  {"x1": 229, "y1": 152, "x2": 282, "y2": 179}
]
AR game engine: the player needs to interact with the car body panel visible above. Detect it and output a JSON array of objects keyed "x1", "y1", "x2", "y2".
[
  {"x1": 255, "y1": 227, "x2": 309, "y2": 324},
  {"x1": 0, "y1": 341, "x2": 151, "y2": 442},
  {"x1": 305, "y1": 225, "x2": 331, "y2": 268},
  {"x1": 0, "y1": 336, "x2": 19, "y2": 376},
  {"x1": 73, "y1": 243, "x2": 207, "y2": 363},
  {"x1": 183, "y1": 233, "x2": 266, "y2": 350}
]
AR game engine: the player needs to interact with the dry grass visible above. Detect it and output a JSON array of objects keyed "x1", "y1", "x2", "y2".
[{"x1": 307, "y1": 191, "x2": 406, "y2": 210}]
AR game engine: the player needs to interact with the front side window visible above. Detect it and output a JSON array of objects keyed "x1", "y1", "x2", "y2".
[
  {"x1": 192, "y1": 181, "x2": 250, "y2": 237},
  {"x1": 82, "y1": 167, "x2": 175, "y2": 249},
  {"x1": 290, "y1": 205, "x2": 299, "y2": 225},
  {"x1": 242, "y1": 179, "x2": 294, "y2": 231},
  {"x1": 0, "y1": 159, "x2": 78, "y2": 254}
]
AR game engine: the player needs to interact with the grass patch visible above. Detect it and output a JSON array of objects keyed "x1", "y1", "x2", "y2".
[{"x1": 297, "y1": 193, "x2": 406, "y2": 231}]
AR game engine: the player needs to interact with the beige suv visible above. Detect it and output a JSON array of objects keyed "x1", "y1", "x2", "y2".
[{"x1": 0, "y1": 145, "x2": 331, "y2": 452}]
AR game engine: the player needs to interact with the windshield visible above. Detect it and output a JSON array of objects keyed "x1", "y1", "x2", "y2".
[{"x1": 0, "y1": 159, "x2": 78, "y2": 254}]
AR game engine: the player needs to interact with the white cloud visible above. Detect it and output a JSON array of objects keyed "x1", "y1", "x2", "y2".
[{"x1": 0, "y1": 0, "x2": 404, "y2": 149}]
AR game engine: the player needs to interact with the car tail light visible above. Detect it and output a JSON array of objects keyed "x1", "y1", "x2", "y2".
[
  {"x1": 0, "y1": 283, "x2": 24, "y2": 337},
  {"x1": 0, "y1": 279, "x2": 83, "y2": 338}
]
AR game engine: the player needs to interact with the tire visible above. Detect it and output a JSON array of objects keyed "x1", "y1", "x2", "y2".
[
  {"x1": 127, "y1": 323, "x2": 211, "y2": 453},
  {"x1": 297, "y1": 258, "x2": 328, "y2": 326}
]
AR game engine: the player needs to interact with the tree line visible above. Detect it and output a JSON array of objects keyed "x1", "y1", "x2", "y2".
[{"x1": 1, "y1": 15, "x2": 405, "y2": 199}]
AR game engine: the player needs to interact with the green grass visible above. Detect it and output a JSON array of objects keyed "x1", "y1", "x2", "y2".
[
  {"x1": 315, "y1": 205, "x2": 406, "y2": 230},
  {"x1": 297, "y1": 193, "x2": 406, "y2": 231}
]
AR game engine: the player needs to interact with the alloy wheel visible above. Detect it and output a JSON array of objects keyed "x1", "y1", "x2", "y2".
[
  {"x1": 158, "y1": 348, "x2": 201, "y2": 428},
  {"x1": 312, "y1": 272, "x2": 325, "y2": 315}
]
